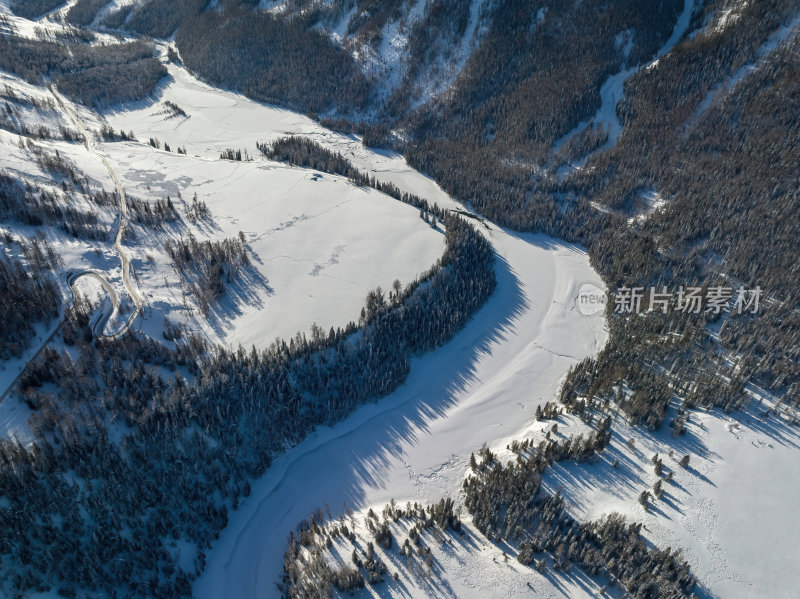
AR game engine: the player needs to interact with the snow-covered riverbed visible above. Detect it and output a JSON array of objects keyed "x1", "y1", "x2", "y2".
[{"x1": 194, "y1": 223, "x2": 608, "y2": 598}]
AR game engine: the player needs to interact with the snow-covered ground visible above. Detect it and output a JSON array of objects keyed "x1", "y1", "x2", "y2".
[
  {"x1": 194, "y1": 221, "x2": 609, "y2": 597},
  {"x1": 0, "y1": 63, "x2": 443, "y2": 427},
  {"x1": 100, "y1": 62, "x2": 444, "y2": 347},
  {"x1": 530, "y1": 393, "x2": 800, "y2": 597},
  {"x1": 3, "y1": 15, "x2": 800, "y2": 599}
]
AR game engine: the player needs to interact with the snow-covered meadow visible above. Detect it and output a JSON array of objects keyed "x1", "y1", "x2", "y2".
[{"x1": 99, "y1": 63, "x2": 446, "y2": 347}]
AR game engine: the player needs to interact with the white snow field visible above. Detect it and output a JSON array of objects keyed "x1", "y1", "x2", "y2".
[
  {"x1": 535, "y1": 392, "x2": 800, "y2": 598},
  {"x1": 100, "y1": 62, "x2": 445, "y2": 347},
  {"x1": 2, "y1": 27, "x2": 799, "y2": 599},
  {"x1": 0, "y1": 63, "x2": 442, "y2": 435}
]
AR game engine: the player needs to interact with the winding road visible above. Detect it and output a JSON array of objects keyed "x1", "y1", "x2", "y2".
[
  {"x1": 50, "y1": 85, "x2": 143, "y2": 341},
  {"x1": 0, "y1": 88, "x2": 145, "y2": 404}
]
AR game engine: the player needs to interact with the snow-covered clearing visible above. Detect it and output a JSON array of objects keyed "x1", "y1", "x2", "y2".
[
  {"x1": 530, "y1": 393, "x2": 800, "y2": 598},
  {"x1": 627, "y1": 188, "x2": 667, "y2": 225},
  {"x1": 0, "y1": 62, "x2": 442, "y2": 429},
  {"x1": 102, "y1": 63, "x2": 444, "y2": 347}
]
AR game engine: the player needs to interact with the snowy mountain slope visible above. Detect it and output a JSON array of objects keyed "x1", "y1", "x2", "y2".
[
  {"x1": 259, "y1": 0, "x2": 495, "y2": 110},
  {"x1": 523, "y1": 393, "x2": 800, "y2": 597},
  {"x1": 0, "y1": 72, "x2": 133, "y2": 400},
  {"x1": 1, "y1": 5, "x2": 798, "y2": 599},
  {"x1": 552, "y1": 0, "x2": 698, "y2": 173},
  {"x1": 303, "y1": 387, "x2": 800, "y2": 599}
]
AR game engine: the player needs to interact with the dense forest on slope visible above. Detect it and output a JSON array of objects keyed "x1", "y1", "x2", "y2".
[
  {"x1": 0, "y1": 36, "x2": 165, "y2": 107},
  {"x1": 175, "y1": 3, "x2": 370, "y2": 114},
  {"x1": 0, "y1": 212, "x2": 495, "y2": 597},
  {"x1": 9, "y1": 0, "x2": 64, "y2": 20},
  {"x1": 0, "y1": 228, "x2": 61, "y2": 360},
  {"x1": 64, "y1": 0, "x2": 114, "y2": 27},
  {"x1": 126, "y1": 0, "x2": 209, "y2": 38},
  {"x1": 463, "y1": 432, "x2": 697, "y2": 598}
]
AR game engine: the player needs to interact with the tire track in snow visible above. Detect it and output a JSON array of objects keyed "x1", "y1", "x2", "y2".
[{"x1": 50, "y1": 85, "x2": 144, "y2": 340}]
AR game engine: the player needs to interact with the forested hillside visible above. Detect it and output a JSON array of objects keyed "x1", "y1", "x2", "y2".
[
  {"x1": 174, "y1": 3, "x2": 370, "y2": 114},
  {"x1": 281, "y1": 421, "x2": 699, "y2": 598},
  {"x1": 2, "y1": 0, "x2": 798, "y2": 596},
  {"x1": 8, "y1": 0, "x2": 64, "y2": 20},
  {"x1": 0, "y1": 35, "x2": 165, "y2": 107},
  {"x1": 0, "y1": 211, "x2": 495, "y2": 597}
]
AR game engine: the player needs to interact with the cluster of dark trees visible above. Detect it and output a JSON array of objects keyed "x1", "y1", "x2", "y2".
[
  {"x1": 164, "y1": 100, "x2": 187, "y2": 118},
  {"x1": 185, "y1": 192, "x2": 209, "y2": 222},
  {"x1": 464, "y1": 425, "x2": 697, "y2": 598},
  {"x1": 0, "y1": 210, "x2": 494, "y2": 597},
  {"x1": 65, "y1": 0, "x2": 113, "y2": 27},
  {"x1": 148, "y1": 136, "x2": 187, "y2": 154},
  {"x1": 0, "y1": 231, "x2": 61, "y2": 360},
  {"x1": 1, "y1": 168, "x2": 108, "y2": 239},
  {"x1": 0, "y1": 86, "x2": 82, "y2": 141},
  {"x1": 535, "y1": 401, "x2": 562, "y2": 421},
  {"x1": 0, "y1": 35, "x2": 166, "y2": 108},
  {"x1": 259, "y1": 136, "x2": 361, "y2": 179},
  {"x1": 174, "y1": 2, "x2": 369, "y2": 114},
  {"x1": 219, "y1": 148, "x2": 250, "y2": 161},
  {"x1": 99, "y1": 124, "x2": 136, "y2": 142},
  {"x1": 127, "y1": 194, "x2": 180, "y2": 228},
  {"x1": 259, "y1": 136, "x2": 449, "y2": 221},
  {"x1": 281, "y1": 497, "x2": 461, "y2": 597},
  {"x1": 9, "y1": 0, "x2": 63, "y2": 19},
  {"x1": 165, "y1": 233, "x2": 250, "y2": 315}
]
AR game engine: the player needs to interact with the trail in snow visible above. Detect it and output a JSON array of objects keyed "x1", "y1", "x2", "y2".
[
  {"x1": 1, "y1": 88, "x2": 145, "y2": 404},
  {"x1": 51, "y1": 85, "x2": 144, "y2": 340}
]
